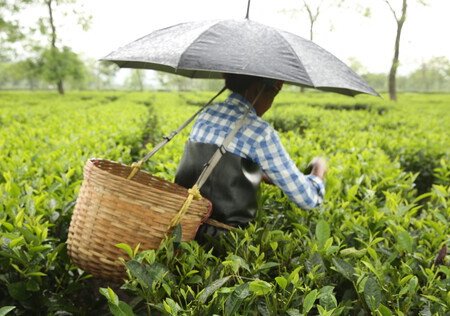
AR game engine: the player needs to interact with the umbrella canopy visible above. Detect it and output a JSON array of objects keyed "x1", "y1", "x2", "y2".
[{"x1": 102, "y1": 19, "x2": 378, "y2": 96}]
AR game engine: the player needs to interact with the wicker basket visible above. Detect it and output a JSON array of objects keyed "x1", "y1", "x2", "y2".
[{"x1": 67, "y1": 158, "x2": 212, "y2": 280}]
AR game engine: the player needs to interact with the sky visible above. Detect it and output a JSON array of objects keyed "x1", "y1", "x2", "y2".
[{"x1": 21, "y1": 0, "x2": 450, "y2": 78}]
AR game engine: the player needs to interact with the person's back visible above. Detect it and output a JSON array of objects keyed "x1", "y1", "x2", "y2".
[
  {"x1": 175, "y1": 74, "x2": 327, "y2": 243},
  {"x1": 175, "y1": 141, "x2": 261, "y2": 243}
]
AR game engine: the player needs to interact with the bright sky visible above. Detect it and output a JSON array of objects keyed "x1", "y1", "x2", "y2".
[{"x1": 38, "y1": 0, "x2": 450, "y2": 76}]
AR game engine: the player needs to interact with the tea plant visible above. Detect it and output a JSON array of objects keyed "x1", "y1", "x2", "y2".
[
  {"x1": 0, "y1": 91, "x2": 449, "y2": 314},
  {"x1": 102, "y1": 92, "x2": 449, "y2": 315}
]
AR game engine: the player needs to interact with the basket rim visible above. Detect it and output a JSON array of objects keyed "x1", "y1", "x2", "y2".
[{"x1": 86, "y1": 158, "x2": 211, "y2": 207}]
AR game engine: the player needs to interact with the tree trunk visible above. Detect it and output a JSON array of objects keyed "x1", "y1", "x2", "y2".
[
  {"x1": 46, "y1": 0, "x2": 64, "y2": 95},
  {"x1": 388, "y1": 0, "x2": 407, "y2": 101},
  {"x1": 57, "y1": 79, "x2": 64, "y2": 95}
]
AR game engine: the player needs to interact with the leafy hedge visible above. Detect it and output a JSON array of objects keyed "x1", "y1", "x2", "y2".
[{"x1": 0, "y1": 91, "x2": 449, "y2": 315}]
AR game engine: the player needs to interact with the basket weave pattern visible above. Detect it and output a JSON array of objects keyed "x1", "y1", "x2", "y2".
[{"x1": 67, "y1": 159, "x2": 212, "y2": 280}]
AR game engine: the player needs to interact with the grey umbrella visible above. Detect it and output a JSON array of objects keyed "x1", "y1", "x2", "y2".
[{"x1": 102, "y1": 19, "x2": 378, "y2": 96}]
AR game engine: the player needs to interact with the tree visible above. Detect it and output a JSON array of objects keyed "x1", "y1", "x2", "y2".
[
  {"x1": 38, "y1": 46, "x2": 87, "y2": 91},
  {"x1": 382, "y1": 0, "x2": 427, "y2": 101},
  {"x1": 11, "y1": 0, "x2": 91, "y2": 94},
  {"x1": 0, "y1": 0, "x2": 33, "y2": 60},
  {"x1": 157, "y1": 72, "x2": 191, "y2": 91},
  {"x1": 407, "y1": 56, "x2": 450, "y2": 92},
  {"x1": 87, "y1": 60, "x2": 119, "y2": 90},
  {"x1": 125, "y1": 69, "x2": 146, "y2": 91}
]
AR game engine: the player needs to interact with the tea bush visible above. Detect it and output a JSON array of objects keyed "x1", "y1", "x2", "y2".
[
  {"x1": 0, "y1": 91, "x2": 449, "y2": 315},
  {"x1": 0, "y1": 92, "x2": 151, "y2": 313}
]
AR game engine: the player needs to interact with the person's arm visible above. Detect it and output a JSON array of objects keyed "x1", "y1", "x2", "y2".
[{"x1": 252, "y1": 128, "x2": 325, "y2": 210}]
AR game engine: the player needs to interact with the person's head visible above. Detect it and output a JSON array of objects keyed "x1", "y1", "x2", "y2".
[{"x1": 223, "y1": 73, "x2": 283, "y2": 117}]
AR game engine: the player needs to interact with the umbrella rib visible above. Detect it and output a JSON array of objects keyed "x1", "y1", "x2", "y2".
[
  {"x1": 276, "y1": 31, "x2": 314, "y2": 87},
  {"x1": 176, "y1": 20, "x2": 223, "y2": 74}
]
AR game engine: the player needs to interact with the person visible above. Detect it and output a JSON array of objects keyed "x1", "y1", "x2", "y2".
[{"x1": 175, "y1": 74, "x2": 326, "y2": 244}]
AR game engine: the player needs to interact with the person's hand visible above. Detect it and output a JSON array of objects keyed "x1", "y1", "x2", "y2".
[{"x1": 309, "y1": 157, "x2": 327, "y2": 180}]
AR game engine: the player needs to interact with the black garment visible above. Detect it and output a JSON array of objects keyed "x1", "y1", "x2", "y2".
[{"x1": 175, "y1": 141, "x2": 262, "y2": 242}]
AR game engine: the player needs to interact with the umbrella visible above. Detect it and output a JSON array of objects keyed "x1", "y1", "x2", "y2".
[{"x1": 102, "y1": 19, "x2": 378, "y2": 97}]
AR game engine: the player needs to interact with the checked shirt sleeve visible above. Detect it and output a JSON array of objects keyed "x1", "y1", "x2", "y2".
[{"x1": 252, "y1": 127, "x2": 325, "y2": 210}]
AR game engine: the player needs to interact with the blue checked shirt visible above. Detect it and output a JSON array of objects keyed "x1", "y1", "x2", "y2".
[{"x1": 189, "y1": 93, "x2": 325, "y2": 210}]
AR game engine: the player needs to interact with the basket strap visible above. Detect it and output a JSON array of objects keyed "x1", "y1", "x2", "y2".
[
  {"x1": 127, "y1": 86, "x2": 227, "y2": 180},
  {"x1": 194, "y1": 87, "x2": 265, "y2": 190},
  {"x1": 172, "y1": 87, "x2": 266, "y2": 231},
  {"x1": 167, "y1": 185, "x2": 202, "y2": 229}
]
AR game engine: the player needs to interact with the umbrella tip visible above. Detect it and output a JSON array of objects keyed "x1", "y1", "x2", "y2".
[{"x1": 245, "y1": 0, "x2": 251, "y2": 19}]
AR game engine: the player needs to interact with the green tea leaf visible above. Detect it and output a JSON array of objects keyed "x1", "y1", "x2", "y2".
[
  {"x1": 340, "y1": 247, "x2": 367, "y2": 258},
  {"x1": 172, "y1": 224, "x2": 182, "y2": 248},
  {"x1": 25, "y1": 271, "x2": 47, "y2": 277},
  {"x1": 316, "y1": 220, "x2": 330, "y2": 248},
  {"x1": 303, "y1": 289, "x2": 318, "y2": 314},
  {"x1": 7, "y1": 281, "x2": 31, "y2": 301},
  {"x1": 198, "y1": 276, "x2": 231, "y2": 303},
  {"x1": 275, "y1": 276, "x2": 288, "y2": 290},
  {"x1": 286, "y1": 309, "x2": 301, "y2": 316},
  {"x1": 249, "y1": 280, "x2": 272, "y2": 296},
  {"x1": 396, "y1": 230, "x2": 413, "y2": 253},
  {"x1": 109, "y1": 301, "x2": 135, "y2": 316},
  {"x1": 99, "y1": 287, "x2": 119, "y2": 306},
  {"x1": 258, "y1": 261, "x2": 279, "y2": 271},
  {"x1": 364, "y1": 276, "x2": 382, "y2": 310},
  {"x1": 116, "y1": 243, "x2": 133, "y2": 259},
  {"x1": 332, "y1": 258, "x2": 355, "y2": 281},
  {"x1": 0, "y1": 306, "x2": 16, "y2": 316},
  {"x1": 377, "y1": 304, "x2": 393, "y2": 316},
  {"x1": 319, "y1": 291, "x2": 337, "y2": 309},
  {"x1": 224, "y1": 282, "x2": 250, "y2": 315},
  {"x1": 125, "y1": 260, "x2": 152, "y2": 287}
]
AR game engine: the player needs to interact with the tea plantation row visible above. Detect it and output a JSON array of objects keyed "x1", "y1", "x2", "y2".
[{"x1": 0, "y1": 91, "x2": 449, "y2": 315}]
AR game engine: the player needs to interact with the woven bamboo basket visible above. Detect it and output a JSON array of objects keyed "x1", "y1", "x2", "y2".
[{"x1": 67, "y1": 158, "x2": 212, "y2": 280}]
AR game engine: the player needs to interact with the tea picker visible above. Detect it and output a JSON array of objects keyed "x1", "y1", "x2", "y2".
[{"x1": 67, "y1": 0, "x2": 378, "y2": 280}]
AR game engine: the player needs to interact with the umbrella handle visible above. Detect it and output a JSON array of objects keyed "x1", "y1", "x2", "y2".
[{"x1": 127, "y1": 86, "x2": 227, "y2": 180}]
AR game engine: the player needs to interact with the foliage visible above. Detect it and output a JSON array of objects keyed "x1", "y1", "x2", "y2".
[
  {"x1": 37, "y1": 46, "x2": 88, "y2": 90},
  {"x1": 0, "y1": 91, "x2": 449, "y2": 314},
  {"x1": 0, "y1": 91, "x2": 150, "y2": 313}
]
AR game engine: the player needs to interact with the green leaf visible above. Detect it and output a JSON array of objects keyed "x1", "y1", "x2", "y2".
[
  {"x1": 396, "y1": 230, "x2": 413, "y2": 253},
  {"x1": 364, "y1": 276, "x2": 382, "y2": 310},
  {"x1": 249, "y1": 279, "x2": 272, "y2": 296},
  {"x1": 340, "y1": 247, "x2": 367, "y2": 258},
  {"x1": 26, "y1": 279, "x2": 40, "y2": 292},
  {"x1": 125, "y1": 260, "x2": 169, "y2": 289},
  {"x1": 163, "y1": 298, "x2": 182, "y2": 315},
  {"x1": 377, "y1": 304, "x2": 393, "y2": 316},
  {"x1": 315, "y1": 219, "x2": 330, "y2": 248},
  {"x1": 198, "y1": 276, "x2": 231, "y2": 303},
  {"x1": 7, "y1": 281, "x2": 31, "y2": 301},
  {"x1": 2, "y1": 222, "x2": 14, "y2": 232},
  {"x1": 0, "y1": 306, "x2": 16, "y2": 316},
  {"x1": 258, "y1": 261, "x2": 279, "y2": 271},
  {"x1": 126, "y1": 260, "x2": 152, "y2": 287},
  {"x1": 99, "y1": 287, "x2": 119, "y2": 306},
  {"x1": 116, "y1": 243, "x2": 134, "y2": 259},
  {"x1": 223, "y1": 254, "x2": 250, "y2": 273},
  {"x1": 303, "y1": 289, "x2": 318, "y2": 314},
  {"x1": 318, "y1": 286, "x2": 337, "y2": 309},
  {"x1": 332, "y1": 258, "x2": 355, "y2": 281},
  {"x1": 275, "y1": 276, "x2": 288, "y2": 290},
  {"x1": 26, "y1": 271, "x2": 47, "y2": 277},
  {"x1": 286, "y1": 309, "x2": 301, "y2": 316},
  {"x1": 172, "y1": 224, "x2": 182, "y2": 248},
  {"x1": 224, "y1": 283, "x2": 250, "y2": 315},
  {"x1": 109, "y1": 301, "x2": 135, "y2": 316},
  {"x1": 347, "y1": 184, "x2": 359, "y2": 201},
  {"x1": 257, "y1": 299, "x2": 270, "y2": 316},
  {"x1": 15, "y1": 209, "x2": 24, "y2": 228}
]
